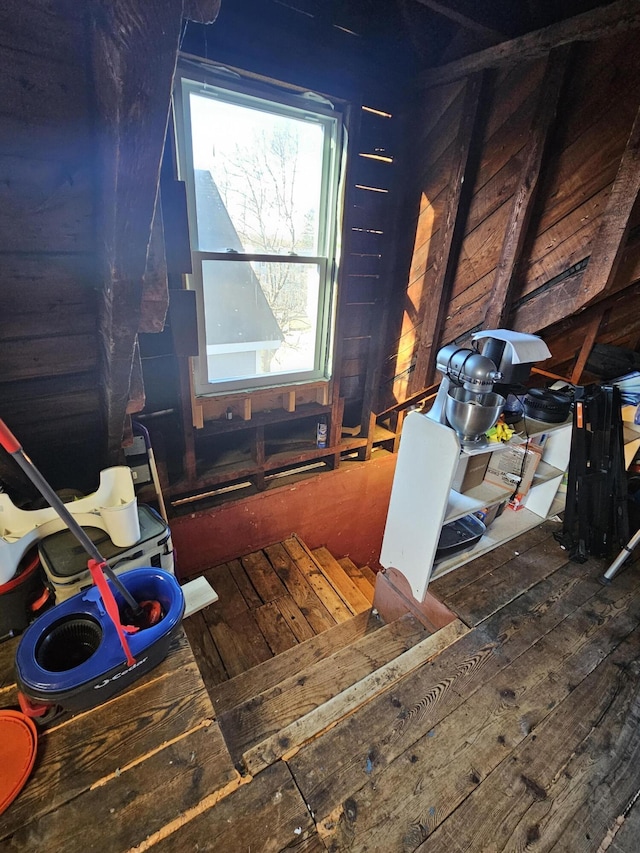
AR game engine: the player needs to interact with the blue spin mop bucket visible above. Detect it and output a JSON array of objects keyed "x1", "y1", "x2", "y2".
[
  {"x1": 0, "y1": 418, "x2": 184, "y2": 724},
  {"x1": 15, "y1": 568, "x2": 184, "y2": 722}
]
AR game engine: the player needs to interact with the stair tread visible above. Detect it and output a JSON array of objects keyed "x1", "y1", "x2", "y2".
[
  {"x1": 217, "y1": 612, "x2": 432, "y2": 767},
  {"x1": 337, "y1": 556, "x2": 375, "y2": 602},
  {"x1": 311, "y1": 545, "x2": 372, "y2": 613},
  {"x1": 358, "y1": 564, "x2": 378, "y2": 587},
  {"x1": 282, "y1": 537, "x2": 353, "y2": 622},
  {"x1": 211, "y1": 608, "x2": 383, "y2": 716}
]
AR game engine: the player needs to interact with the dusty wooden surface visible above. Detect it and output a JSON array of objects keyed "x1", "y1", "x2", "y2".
[
  {"x1": 3, "y1": 529, "x2": 640, "y2": 851},
  {"x1": 0, "y1": 629, "x2": 239, "y2": 850}
]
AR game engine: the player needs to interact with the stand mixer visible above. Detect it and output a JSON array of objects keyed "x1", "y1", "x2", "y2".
[
  {"x1": 427, "y1": 330, "x2": 552, "y2": 448},
  {"x1": 427, "y1": 344, "x2": 505, "y2": 447},
  {"x1": 380, "y1": 329, "x2": 552, "y2": 604}
]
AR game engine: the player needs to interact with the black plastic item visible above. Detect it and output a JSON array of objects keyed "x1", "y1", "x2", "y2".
[
  {"x1": 0, "y1": 554, "x2": 49, "y2": 640},
  {"x1": 38, "y1": 505, "x2": 169, "y2": 581},
  {"x1": 523, "y1": 388, "x2": 572, "y2": 423},
  {"x1": 435, "y1": 514, "x2": 486, "y2": 562},
  {"x1": 556, "y1": 384, "x2": 629, "y2": 562}
]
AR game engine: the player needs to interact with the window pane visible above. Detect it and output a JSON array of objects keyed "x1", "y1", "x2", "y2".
[
  {"x1": 189, "y1": 91, "x2": 325, "y2": 255},
  {"x1": 201, "y1": 259, "x2": 321, "y2": 382}
]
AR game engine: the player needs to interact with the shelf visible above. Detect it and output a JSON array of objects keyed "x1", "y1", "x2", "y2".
[
  {"x1": 264, "y1": 445, "x2": 339, "y2": 470},
  {"x1": 380, "y1": 412, "x2": 573, "y2": 601},
  {"x1": 444, "y1": 481, "x2": 513, "y2": 524},
  {"x1": 529, "y1": 459, "x2": 564, "y2": 486},
  {"x1": 196, "y1": 402, "x2": 332, "y2": 437},
  {"x1": 431, "y1": 504, "x2": 561, "y2": 581}
]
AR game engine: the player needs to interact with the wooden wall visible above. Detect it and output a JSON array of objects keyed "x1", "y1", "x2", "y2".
[
  {"x1": 0, "y1": 1, "x2": 103, "y2": 493},
  {"x1": 382, "y1": 24, "x2": 640, "y2": 404}
]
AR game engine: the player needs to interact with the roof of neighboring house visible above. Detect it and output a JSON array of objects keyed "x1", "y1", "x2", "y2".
[{"x1": 195, "y1": 169, "x2": 283, "y2": 347}]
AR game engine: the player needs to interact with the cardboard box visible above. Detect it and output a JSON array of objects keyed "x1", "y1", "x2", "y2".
[
  {"x1": 451, "y1": 452, "x2": 491, "y2": 492},
  {"x1": 485, "y1": 443, "x2": 542, "y2": 505}
]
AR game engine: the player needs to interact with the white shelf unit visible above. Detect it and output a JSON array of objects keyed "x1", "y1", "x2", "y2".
[
  {"x1": 622, "y1": 405, "x2": 640, "y2": 469},
  {"x1": 380, "y1": 411, "x2": 572, "y2": 598}
]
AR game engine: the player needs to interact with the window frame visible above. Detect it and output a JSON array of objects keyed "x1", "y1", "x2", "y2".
[{"x1": 173, "y1": 60, "x2": 345, "y2": 397}]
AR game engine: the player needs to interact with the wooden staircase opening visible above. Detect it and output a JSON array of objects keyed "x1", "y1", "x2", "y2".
[
  {"x1": 182, "y1": 535, "x2": 467, "y2": 779},
  {"x1": 182, "y1": 535, "x2": 381, "y2": 693}
]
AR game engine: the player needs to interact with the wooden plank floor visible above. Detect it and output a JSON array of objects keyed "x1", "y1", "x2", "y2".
[
  {"x1": 178, "y1": 522, "x2": 640, "y2": 852},
  {"x1": 183, "y1": 535, "x2": 376, "y2": 694}
]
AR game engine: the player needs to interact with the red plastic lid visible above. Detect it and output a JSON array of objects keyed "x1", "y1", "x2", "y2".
[{"x1": 0, "y1": 710, "x2": 38, "y2": 815}]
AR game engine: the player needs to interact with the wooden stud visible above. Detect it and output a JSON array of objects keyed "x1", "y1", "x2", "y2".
[
  {"x1": 242, "y1": 398, "x2": 252, "y2": 421},
  {"x1": 409, "y1": 72, "x2": 485, "y2": 393},
  {"x1": 580, "y1": 103, "x2": 640, "y2": 305},
  {"x1": 192, "y1": 399, "x2": 204, "y2": 430},
  {"x1": 316, "y1": 384, "x2": 330, "y2": 406},
  {"x1": 484, "y1": 45, "x2": 571, "y2": 331},
  {"x1": 570, "y1": 310, "x2": 604, "y2": 385},
  {"x1": 283, "y1": 390, "x2": 296, "y2": 412}
]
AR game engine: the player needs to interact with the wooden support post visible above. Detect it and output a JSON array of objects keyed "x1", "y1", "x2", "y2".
[
  {"x1": 329, "y1": 395, "x2": 345, "y2": 450},
  {"x1": 581, "y1": 105, "x2": 640, "y2": 304},
  {"x1": 91, "y1": 0, "x2": 184, "y2": 462},
  {"x1": 409, "y1": 72, "x2": 486, "y2": 393},
  {"x1": 359, "y1": 411, "x2": 377, "y2": 462},
  {"x1": 255, "y1": 425, "x2": 265, "y2": 466},
  {"x1": 483, "y1": 45, "x2": 571, "y2": 331},
  {"x1": 316, "y1": 384, "x2": 330, "y2": 406},
  {"x1": 570, "y1": 311, "x2": 604, "y2": 385}
]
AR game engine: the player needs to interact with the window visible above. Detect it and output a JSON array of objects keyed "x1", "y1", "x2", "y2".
[{"x1": 174, "y1": 63, "x2": 345, "y2": 396}]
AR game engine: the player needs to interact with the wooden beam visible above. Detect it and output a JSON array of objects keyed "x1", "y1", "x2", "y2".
[
  {"x1": 483, "y1": 45, "x2": 571, "y2": 331},
  {"x1": 91, "y1": 0, "x2": 183, "y2": 461},
  {"x1": 580, "y1": 104, "x2": 640, "y2": 304},
  {"x1": 418, "y1": 0, "x2": 640, "y2": 89},
  {"x1": 569, "y1": 310, "x2": 604, "y2": 385},
  {"x1": 409, "y1": 72, "x2": 485, "y2": 393},
  {"x1": 512, "y1": 105, "x2": 640, "y2": 334},
  {"x1": 412, "y1": 0, "x2": 504, "y2": 42},
  {"x1": 519, "y1": 273, "x2": 639, "y2": 340}
]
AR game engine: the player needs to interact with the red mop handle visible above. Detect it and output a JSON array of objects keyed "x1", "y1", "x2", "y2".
[
  {"x1": 0, "y1": 418, "x2": 21, "y2": 454},
  {"x1": 88, "y1": 560, "x2": 137, "y2": 667}
]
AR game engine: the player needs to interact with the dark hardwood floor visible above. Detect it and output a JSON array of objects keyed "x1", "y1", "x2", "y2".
[{"x1": 175, "y1": 520, "x2": 640, "y2": 853}]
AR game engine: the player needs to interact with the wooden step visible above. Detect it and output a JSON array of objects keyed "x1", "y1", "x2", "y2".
[
  {"x1": 337, "y1": 556, "x2": 376, "y2": 603},
  {"x1": 311, "y1": 545, "x2": 372, "y2": 614},
  {"x1": 217, "y1": 614, "x2": 468, "y2": 775},
  {"x1": 210, "y1": 608, "x2": 384, "y2": 717},
  {"x1": 282, "y1": 537, "x2": 353, "y2": 622}
]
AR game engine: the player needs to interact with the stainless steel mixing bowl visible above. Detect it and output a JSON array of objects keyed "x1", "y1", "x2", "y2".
[{"x1": 445, "y1": 387, "x2": 506, "y2": 443}]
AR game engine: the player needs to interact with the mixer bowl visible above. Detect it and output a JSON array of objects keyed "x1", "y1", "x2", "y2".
[{"x1": 445, "y1": 387, "x2": 506, "y2": 443}]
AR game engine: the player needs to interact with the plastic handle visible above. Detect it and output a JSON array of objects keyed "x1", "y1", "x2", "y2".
[{"x1": 0, "y1": 418, "x2": 22, "y2": 454}]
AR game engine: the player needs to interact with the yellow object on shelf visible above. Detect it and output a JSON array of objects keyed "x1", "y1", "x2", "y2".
[{"x1": 486, "y1": 421, "x2": 514, "y2": 443}]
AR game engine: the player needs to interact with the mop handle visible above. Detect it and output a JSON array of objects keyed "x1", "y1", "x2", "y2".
[{"x1": 0, "y1": 418, "x2": 141, "y2": 614}]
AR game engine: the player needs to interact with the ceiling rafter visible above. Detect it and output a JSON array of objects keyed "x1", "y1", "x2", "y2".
[
  {"x1": 412, "y1": 0, "x2": 505, "y2": 42},
  {"x1": 418, "y1": 0, "x2": 640, "y2": 88}
]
